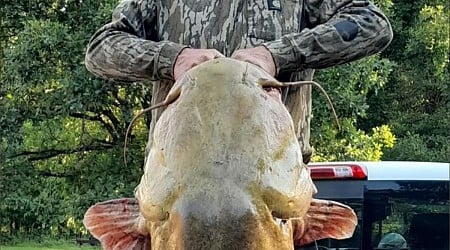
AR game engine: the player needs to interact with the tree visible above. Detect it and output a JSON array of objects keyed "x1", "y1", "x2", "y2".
[{"x1": 0, "y1": 0, "x2": 148, "y2": 239}]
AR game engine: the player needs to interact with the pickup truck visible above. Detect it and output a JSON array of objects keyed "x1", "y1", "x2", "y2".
[{"x1": 301, "y1": 161, "x2": 449, "y2": 250}]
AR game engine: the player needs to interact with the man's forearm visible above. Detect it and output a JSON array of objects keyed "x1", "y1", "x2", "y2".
[
  {"x1": 85, "y1": 22, "x2": 186, "y2": 82},
  {"x1": 264, "y1": 3, "x2": 393, "y2": 75}
]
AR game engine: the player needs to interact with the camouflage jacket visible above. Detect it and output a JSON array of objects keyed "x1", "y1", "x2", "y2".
[{"x1": 85, "y1": 0, "x2": 392, "y2": 162}]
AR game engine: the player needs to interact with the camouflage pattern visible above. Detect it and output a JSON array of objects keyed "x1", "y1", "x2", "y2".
[{"x1": 85, "y1": 0, "x2": 392, "y2": 163}]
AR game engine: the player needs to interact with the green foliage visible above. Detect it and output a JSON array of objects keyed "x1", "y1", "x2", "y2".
[
  {"x1": 383, "y1": 133, "x2": 449, "y2": 162},
  {"x1": 312, "y1": 121, "x2": 395, "y2": 162},
  {"x1": 1, "y1": 239, "x2": 100, "y2": 250},
  {"x1": 0, "y1": 0, "x2": 148, "y2": 242},
  {"x1": 311, "y1": 55, "x2": 396, "y2": 161},
  {"x1": 372, "y1": 0, "x2": 394, "y2": 16},
  {"x1": 408, "y1": 5, "x2": 449, "y2": 80},
  {"x1": 364, "y1": 1, "x2": 449, "y2": 162}
]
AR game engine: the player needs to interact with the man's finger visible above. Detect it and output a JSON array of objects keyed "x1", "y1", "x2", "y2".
[
  {"x1": 230, "y1": 47, "x2": 276, "y2": 76},
  {"x1": 214, "y1": 53, "x2": 225, "y2": 58},
  {"x1": 173, "y1": 49, "x2": 225, "y2": 80}
]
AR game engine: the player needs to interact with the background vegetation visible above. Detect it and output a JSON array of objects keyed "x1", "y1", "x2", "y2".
[{"x1": 1, "y1": 0, "x2": 448, "y2": 244}]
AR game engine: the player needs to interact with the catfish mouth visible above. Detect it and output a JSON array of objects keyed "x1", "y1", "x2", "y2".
[{"x1": 272, "y1": 216, "x2": 290, "y2": 234}]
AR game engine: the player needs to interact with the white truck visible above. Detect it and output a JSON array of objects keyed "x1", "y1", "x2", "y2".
[{"x1": 303, "y1": 161, "x2": 449, "y2": 250}]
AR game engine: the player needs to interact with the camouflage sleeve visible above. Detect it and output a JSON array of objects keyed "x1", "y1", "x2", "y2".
[
  {"x1": 85, "y1": 0, "x2": 187, "y2": 82},
  {"x1": 263, "y1": 0, "x2": 393, "y2": 75}
]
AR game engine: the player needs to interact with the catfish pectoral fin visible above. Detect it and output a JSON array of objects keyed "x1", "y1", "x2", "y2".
[
  {"x1": 292, "y1": 198, "x2": 357, "y2": 246},
  {"x1": 83, "y1": 198, "x2": 150, "y2": 250}
]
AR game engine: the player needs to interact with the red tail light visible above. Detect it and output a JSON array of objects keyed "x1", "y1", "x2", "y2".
[{"x1": 308, "y1": 163, "x2": 368, "y2": 180}]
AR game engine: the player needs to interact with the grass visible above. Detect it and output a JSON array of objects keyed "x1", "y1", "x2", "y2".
[{"x1": 0, "y1": 240, "x2": 100, "y2": 250}]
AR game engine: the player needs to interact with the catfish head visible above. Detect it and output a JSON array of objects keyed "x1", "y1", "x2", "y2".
[{"x1": 84, "y1": 58, "x2": 356, "y2": 250}]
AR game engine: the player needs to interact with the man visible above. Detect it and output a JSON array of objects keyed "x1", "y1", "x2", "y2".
[{"x1": 85, "y1": 0, "x2": 392, "y2": 164}]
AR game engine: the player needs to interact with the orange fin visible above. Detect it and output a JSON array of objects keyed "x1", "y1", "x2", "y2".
[
  {"x1": 293, "y1": 198, "x2": 357, "y2": 246},
  {"x1": 83, "y1": 198, "x2": 150, "y2": 250}
]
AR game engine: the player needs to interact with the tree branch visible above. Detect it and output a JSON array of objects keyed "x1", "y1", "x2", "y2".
[
  {"x1": 69, "y1": 112, "x2": 102, "y2": 121},
  {"x1": 100, "y1": 109, "x2": 121, "y2": 141},
  {"x1": 111, "y1": 88, "x2": 127, "y2": 106},
  {"x1": 69, "y1": 111, "x2": 119, "y2": 143},
  {"x1": 10, "y1": 144, "x2": 114, "y2": 161}
]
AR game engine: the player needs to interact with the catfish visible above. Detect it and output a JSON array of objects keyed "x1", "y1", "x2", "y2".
[{"x1": 84, "y1": 58, "x2": 356, "y2": 250}]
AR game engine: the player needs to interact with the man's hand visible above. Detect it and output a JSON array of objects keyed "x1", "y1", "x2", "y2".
[
  {"x1": 231, "y1": 46, "x2": 276, "y2": 77},
  {"x1": 173, "y1": 48, "x2": 224, "y2": 81}
]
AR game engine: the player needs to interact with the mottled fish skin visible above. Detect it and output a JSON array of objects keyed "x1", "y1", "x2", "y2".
[{"x1": 84, "y1": 0, "x2": 393, "y2": 164}]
